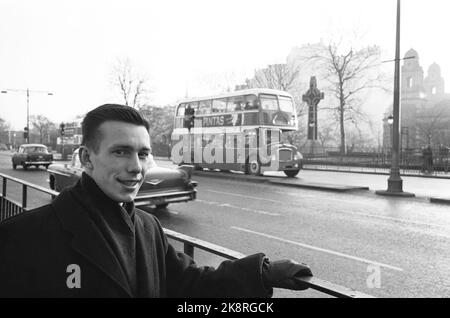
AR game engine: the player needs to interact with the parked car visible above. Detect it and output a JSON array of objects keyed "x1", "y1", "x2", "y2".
[
  {"x1": 47, "y1": 148, "x2": 197, "y2": 209},
  {"x1": 12, "y1": 144, "x2": 53, "y2": 170}
]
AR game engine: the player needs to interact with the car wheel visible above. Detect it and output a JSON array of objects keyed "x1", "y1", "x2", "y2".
[
  {"x1": 284, "y1": 169, "x2": 300, "y2": 178},
  {"x1": 247, "y1": 157, "x2": 262, "y2": 176},
  {"x1": 156, "y1": 203, "x2": 169, "y2": 209}
]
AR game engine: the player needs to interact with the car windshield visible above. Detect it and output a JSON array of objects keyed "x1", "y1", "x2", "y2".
[{"x1": 24, "y1": 146, "x2": 48, "y2": 153}]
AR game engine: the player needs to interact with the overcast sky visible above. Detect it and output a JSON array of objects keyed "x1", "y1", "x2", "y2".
[{"x1": 1, "y1": 0, "x2": 449, "y2": 130}]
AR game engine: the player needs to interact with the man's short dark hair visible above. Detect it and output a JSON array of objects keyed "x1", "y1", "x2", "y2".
[{"x1": 81, "y1": 104, "x2": 150, "y2": 152}]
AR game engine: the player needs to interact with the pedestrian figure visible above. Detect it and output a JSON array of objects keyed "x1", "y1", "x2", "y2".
[
  {"x1": 422, "y1": 145, "x2": 433, "y2": 174},
  {"x1": 427, "y1": 145, "x2": 434, "y2": 173}
]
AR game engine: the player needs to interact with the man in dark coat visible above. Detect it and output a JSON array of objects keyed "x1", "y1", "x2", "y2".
[{"x1": 0, "y1": 104, "x2": 312, "y2": 298}]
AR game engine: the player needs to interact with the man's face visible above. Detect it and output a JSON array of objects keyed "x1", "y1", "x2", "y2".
[{"x1": 85, "y1": 121, "x2": 153, "y2": 203}]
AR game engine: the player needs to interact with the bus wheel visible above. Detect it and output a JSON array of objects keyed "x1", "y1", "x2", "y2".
[
  {"x1": 247, "y1": 158, "x2": 262, "y2": 176},
  {"x1": 156, "y1": 203, "x2": 169, "y2": 209},
  {"x1": 284, "y1": 169, "x2": 300, "y2": 178},
  {"x1": 194, "y1": 164, "x2": 203, "y2": 171}
]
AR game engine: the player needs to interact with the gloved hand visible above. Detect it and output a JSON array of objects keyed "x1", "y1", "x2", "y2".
[{"x1": 262, "y1": 258, "x2": 313, "y2": 290}]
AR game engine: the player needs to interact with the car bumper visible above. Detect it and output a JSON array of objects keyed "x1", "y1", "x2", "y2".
[
  {"x1": 25, "y1": 161, "x2": 53, "y2": 165},
  {"x1": 135, "y1": 189, "x2": 197, "y2": 207},
  {"x1": 276, "y1": 159, "x2": 303, "y2": 171}
]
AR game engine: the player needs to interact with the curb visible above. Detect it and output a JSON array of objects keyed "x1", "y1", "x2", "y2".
[
  {"x1": 429, "y1": 197, "x2": 450, "y2": 205},
  {"x1": 268, "y1": 179, "x2": 370, "y2": 192},
  {"x1": 193, "y1": 170, "x2": 370, "y2": 192}
]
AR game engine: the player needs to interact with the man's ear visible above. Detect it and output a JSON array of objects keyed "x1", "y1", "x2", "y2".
[{"x1": 79, "y1": 146, "x2": 93, "y2": 169}]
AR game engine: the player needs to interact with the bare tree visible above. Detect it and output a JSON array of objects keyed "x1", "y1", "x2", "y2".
[
  {"x1": 0, "y1": 117, "x2": 10, "y2": 145},
  {"x1": 318, "y1": 123, "x2": 337, "y2": 149},
  {"x1": 306, "y1": 42, "x2": 387, "y2": 154},
  {"x1": 30, "y1": 115, "x2": 55, "y2": 144},
  {"x1": 248, "y1": 63, "x2": 301, "y2": 92},
  {"x1": 416, "y1": 102, "x2": 450, "y2": 146},
  {"x1": 139, "y1": 105, "x2": 175, "y2": 156},
  {"x1": 111, "y1": 58, "x2": 150, "y2": 109}
]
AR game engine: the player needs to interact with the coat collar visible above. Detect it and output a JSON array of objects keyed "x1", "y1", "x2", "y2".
[{"x1": 52, "y1": 185, "x2": 133, "y2": 297}]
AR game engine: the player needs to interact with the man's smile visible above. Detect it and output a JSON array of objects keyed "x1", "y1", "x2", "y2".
[{"x1": 117, "y1": 178, "x2": 141, "y2": 189}]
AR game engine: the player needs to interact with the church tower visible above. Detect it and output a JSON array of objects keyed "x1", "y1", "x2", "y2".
[
  {"x1": 400, "y1": 48, "x2": 426, "y2": 149},
  {"x1": 424, "y1": 62, "x2": 445, "y2": 99}
]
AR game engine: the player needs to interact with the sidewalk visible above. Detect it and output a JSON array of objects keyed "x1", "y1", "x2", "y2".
[{"x1": 154, "y1": 157, "x2": 450, "y2": 204}]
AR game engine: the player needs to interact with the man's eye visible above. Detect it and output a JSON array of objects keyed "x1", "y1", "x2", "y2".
[
  {"x1": 139, "y1": 152, "x2": 150, "y2": 159},
  {"x1": 113, "y1": 150, "x2": 127, "y2": 156}
]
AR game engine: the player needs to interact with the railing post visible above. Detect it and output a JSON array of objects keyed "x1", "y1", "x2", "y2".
[
  {"x1": 22, "y1": 184, "x2": 27, "y2": 211},
  {"x1": 2, "y1": 176, "x2": 6, "y2": 197},
  {"x1": 184, "y1": 242, "x2": 195, "y2": 259}
]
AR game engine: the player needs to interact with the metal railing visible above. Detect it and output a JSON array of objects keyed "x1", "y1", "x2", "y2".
[
  {"x1": 0, "y1": 172, "x2": 374, "y2": 298},
  {"x1": 300, "y1": 147, "x2": 450, "y2": 178},
  {"x1": 1, "y1": 173, "x2": 58, "y2": 222}
]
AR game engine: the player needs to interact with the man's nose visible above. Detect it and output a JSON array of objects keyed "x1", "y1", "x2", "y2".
[{"x1": 127, "y1": 153, "x2": 142, "y2": 173}]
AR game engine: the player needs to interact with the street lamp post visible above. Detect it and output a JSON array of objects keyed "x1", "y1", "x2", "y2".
[
  {"x1": 1, "y1": 88, "x2": 53, "y2": 144},
  {"x1": 376, "y1": 0, "x2": 414, "y2": 197}
]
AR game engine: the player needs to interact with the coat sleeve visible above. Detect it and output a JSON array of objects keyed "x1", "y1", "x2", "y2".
[
  {"x1": 149, "y1": 216, "x2": 273, "y2": 298},
  {"x1": 164, "y1": 244, "x2": 273, "y2": 298}
]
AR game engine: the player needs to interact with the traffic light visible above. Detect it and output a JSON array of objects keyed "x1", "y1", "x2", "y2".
[
  {"x1": 60, "y1": 122, "x2": 65, "y2": 136},
  {"x1": 184, "y1": 106, "x2": 195, "y2": 131},
  {"x1": 23, "y1": 127, "x2": 28, "y2": 139}
]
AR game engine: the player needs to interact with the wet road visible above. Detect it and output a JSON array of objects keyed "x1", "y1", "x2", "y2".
[{"x1": 1, "y1": 152, "x2": 450, "y2": 297}]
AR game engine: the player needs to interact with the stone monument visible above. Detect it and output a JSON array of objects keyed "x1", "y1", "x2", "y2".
[{"x1": 302, "y1": 76, "x2": 324, "y2": 155}]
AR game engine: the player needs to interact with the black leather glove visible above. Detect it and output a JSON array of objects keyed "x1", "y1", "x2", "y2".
[{"x1": 262, "y1": 258, "x2": 313, "y2": 290}]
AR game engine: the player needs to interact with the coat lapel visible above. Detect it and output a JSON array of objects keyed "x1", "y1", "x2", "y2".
[{"x1": 52, "y1": 190, "x2": 133, "y2": 297}]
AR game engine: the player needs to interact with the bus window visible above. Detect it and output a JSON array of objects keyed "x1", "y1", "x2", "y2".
[
  {"x1": 227, "y1": 96, "x2": 245, "y2": 112},
  {"x1": 225, "y1": 96, "x2": 244, "y2": 126},
  {"x1": 186, "y1": 102, "x2": 198, "y2": 112},
  {"x1": 177, "y1": 104, "x2": 186, "y2": 116},
  {"x1": 212, "y1": 98, "x2": 227, "y2": 113},
  {"x1": 260, "y1": 94, "x2": 278, "y2": 125},
  {"x1": 244, "y1": 94, "x2": 258, "y2": 109},
  {"x1": 279, "y1": 96, "x2": 294, "y2": 113},
  {"x1": 260, "y1": 94, "x2": 278, "y2": 111},
  {"x1": 198, "y1": 100, "x2": 212, "y2": 115}
]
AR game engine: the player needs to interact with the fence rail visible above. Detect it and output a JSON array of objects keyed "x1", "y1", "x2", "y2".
[
  {"x1": 0, "y1": 172, "x2": 374, "y2": 298},
  {"x1": 301, "y1": 147, "x2": 450, "y2": 176}
]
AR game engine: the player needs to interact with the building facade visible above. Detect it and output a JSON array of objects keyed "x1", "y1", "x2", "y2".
[{"x1": 383, "y1": 49, "x2": 450, "y2": 151}]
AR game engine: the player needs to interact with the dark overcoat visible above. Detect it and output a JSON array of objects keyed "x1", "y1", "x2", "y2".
[{"x1": 0, "y1": 185, "x2": 271, "y2": 298}]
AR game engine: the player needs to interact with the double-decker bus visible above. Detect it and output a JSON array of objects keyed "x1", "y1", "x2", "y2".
[{"x1": 171, "y1": 88, "x2": 303, "y2": 177}]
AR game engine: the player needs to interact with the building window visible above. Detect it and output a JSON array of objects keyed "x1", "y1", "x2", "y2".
[
  {"x1": 407, "y1": 77, "x2": 413, "y2": 88},
  {"x1": 431, "y1": 86, "x2": 437, "y2": 94}
]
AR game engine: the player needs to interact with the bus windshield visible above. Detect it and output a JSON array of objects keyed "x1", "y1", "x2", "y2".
[{"x1": 260, "y1": 94, "x2": 295, "y2": 127}]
